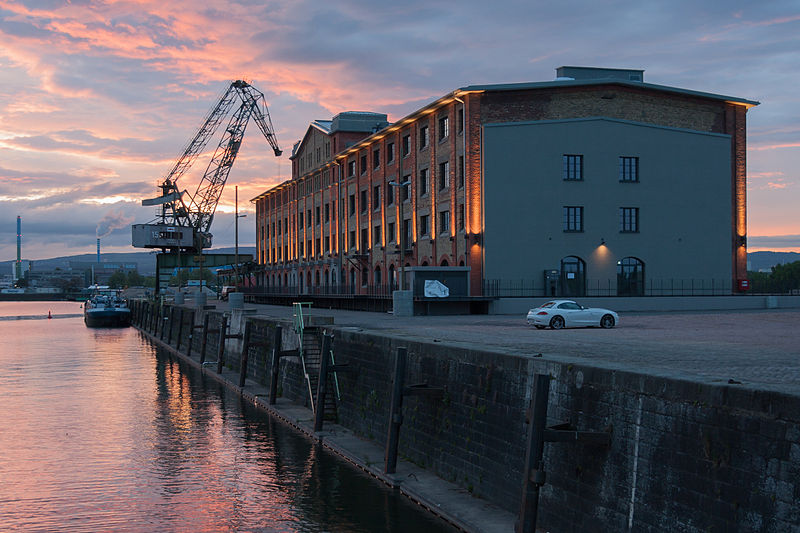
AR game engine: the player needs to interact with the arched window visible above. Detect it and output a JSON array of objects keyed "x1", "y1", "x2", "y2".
[
  {"x1": 374, "y1": 265, "x2": 382, "y2": 286},
  {"x1": 361, "y1": 267, "x2": 368, "y2": 287},
  {"x1": 389, "y1": 264, "x2": 396, "y2": 290},
  {"x1": 560, "y1": 256, "x2": 586, "y2": 297},
  {"x1": 440, "y1": 259, "x2": 449, "y2": 266},
  {"x1": 306, "y1": 272, "x2": 312, "y2": 293},
  {"x1": 349, "y1": 268, "x2": 356, "y2": 294},
  {"x1": 618, "y1": 257, "x2": 645, "y2": 296},
  {"x1": 315, "y1": 270, "x2": 320, "y2": 287}
]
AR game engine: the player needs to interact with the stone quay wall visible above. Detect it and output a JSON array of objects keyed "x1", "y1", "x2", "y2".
[{"x1": 130, "y1": 300, "x2": 800, "y2": 532}]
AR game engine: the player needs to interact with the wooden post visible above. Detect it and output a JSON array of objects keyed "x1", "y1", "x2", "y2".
[
  {"x1": 216, "y1": 315, "x2": 228, "y2": 374},
  {"x1": 199, "y1": 313, "x2": 210, "y2": 364},
  {"x1": 238, "y1": 321, "x2": 252, "y2": 388},
  {"x1": 384, "y1": 347, "x2": 407, "y2": 474},
  {"x1": 518, "y1": 373, "x2": 550, "y2": 533},
  {"x1": 175, "y1": 307, "x2": 184, "y2": 350},
  {"x1": 269, "y1": 326, "x2": 283, "y2": 405},
  {"x1": 167, "y1": 306, "x2": 175, "y2": 344},
  {"x1": 186, "y1": 310, "x2": 196, "y2": 358},
  {"x1": 313, "y1": 333, "x2": 333, "y2": 432}
]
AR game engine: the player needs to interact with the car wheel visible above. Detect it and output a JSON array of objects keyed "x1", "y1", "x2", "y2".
[
  {"x1": 600, "y1": 314, "x2": 615, "y2": 329},
  {"x1": 550, "y1": 316, "x2": 565, "y2": 330}
]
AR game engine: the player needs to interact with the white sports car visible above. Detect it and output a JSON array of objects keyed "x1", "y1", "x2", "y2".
[{"x1": 526, "y1": 300, "x2": 619, "y2": 329}]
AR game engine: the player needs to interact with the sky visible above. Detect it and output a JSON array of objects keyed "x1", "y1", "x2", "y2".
[{"x1": 1, "y1": 0, "x2": 799, "y2": 263}]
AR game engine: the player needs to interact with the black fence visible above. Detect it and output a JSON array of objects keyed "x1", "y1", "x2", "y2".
[
  {"x1": 482, "y1": 277, "x2": 792, "y2": 298},
  {"x1": 241, "y1": 284, "x2": 396, "y2": 299}
]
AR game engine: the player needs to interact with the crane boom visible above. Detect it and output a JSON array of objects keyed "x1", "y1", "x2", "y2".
[{"x1": 133, "y1": 80, "x2": 281, "y2": 252}]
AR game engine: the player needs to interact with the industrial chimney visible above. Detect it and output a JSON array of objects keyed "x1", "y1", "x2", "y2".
[
  {"x1": 96, "y1": 238, "x2": 101, "y2": 263},
  {"x1": 16, "y1": 216, "x2": 22, "y2": 281}
]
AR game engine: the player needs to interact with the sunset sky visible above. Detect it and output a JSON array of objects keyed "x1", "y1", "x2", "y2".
[{"x1": 1, "y1": 0, "x2": 798, "y2": 262}]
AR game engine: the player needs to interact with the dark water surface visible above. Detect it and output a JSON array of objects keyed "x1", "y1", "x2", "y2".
[{"x1": 0, "y1": 302, "x2": 456, "y2": 532}]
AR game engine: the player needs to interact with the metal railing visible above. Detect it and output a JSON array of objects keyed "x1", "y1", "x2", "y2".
[{"x1": 482, "y1": 278, "x2": 792, "y2": 297}]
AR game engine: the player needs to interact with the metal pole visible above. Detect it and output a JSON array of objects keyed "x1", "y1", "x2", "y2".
[
  {"x1": 186, "y1": 310, "x2": 195, "y2": 358},
  {"x1": 235, "y1": 185, "x2": 239, "y2": 288},
  {"x1": 175, "y1": 307, "x2": 184, "y2": 350},
  {"x1": 518, "y1": 373, "x2": 550, "y2": 533},
  {"x1": 313, "y1": 333, "x2": 333, "y2": 432},
  {"x1": 269, "y1": 326, "x2": 282, "y2": 405},
  {"x1": 216, "y1": 315, "x2": 228, "y2": 374},
  {"x1": 238, "y1": 321, "x2": 252, "y2": 388},
  {"x1": 384, "y1": 346, "x2": 407, "y2": 474}
]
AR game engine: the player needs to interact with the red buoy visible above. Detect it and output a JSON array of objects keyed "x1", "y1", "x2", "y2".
[{"x1": 48, "y1": 310, "x2": 52, "y2": 319}]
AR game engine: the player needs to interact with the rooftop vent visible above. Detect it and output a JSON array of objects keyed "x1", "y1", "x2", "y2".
[{"x1": 556, "y1": 66, "x2": 644, "y2": 82}]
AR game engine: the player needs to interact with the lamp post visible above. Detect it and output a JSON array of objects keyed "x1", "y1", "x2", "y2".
[
  {"x1": 388, "y1": 179, "x2": 411, "y2": 290},
  {"x1": 234, "y1": 186, "x2": 247, "y2": 288}
]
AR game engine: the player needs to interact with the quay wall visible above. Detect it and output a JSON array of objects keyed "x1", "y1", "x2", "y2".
[{"x1": 130, "y1": 300, "x2": 800, "y2": 532}]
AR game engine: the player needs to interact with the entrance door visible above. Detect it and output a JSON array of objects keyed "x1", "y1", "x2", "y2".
[{"x1": 560, "y1": 256, "x2": 586, "y2": 297}]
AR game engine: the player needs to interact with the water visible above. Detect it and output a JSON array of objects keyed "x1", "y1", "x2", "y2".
[{"x1": 0, "y1": 302, "x2": 456, "y2": 532}]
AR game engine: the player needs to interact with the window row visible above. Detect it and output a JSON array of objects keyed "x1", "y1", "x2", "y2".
[
  {"x1": 562, "y1": 207, "x2": 640, "y2": 233},
  {"x1": 562, "y1": 155, "x2": 640, "y2": 182}
]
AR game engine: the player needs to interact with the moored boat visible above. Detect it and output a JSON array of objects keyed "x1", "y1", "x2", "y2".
[{"x1": 84, "y1": 289, "x2": 131, "y2": 328}]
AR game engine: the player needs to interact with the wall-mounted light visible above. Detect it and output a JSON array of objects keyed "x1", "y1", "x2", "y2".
[
  {"x1": 737, "y1": 235, "x2": 747, "y2": 247},
  {"x1": 600, "y1": 238, "x2": 606, "y2": 246}
]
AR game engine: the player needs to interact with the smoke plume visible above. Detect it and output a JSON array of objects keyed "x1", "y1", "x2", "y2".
[{"x1": 96, "y1": 210, "x2": 135, "y2": 238}]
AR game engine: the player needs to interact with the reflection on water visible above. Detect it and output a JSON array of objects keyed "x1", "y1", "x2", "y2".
[{"x1": 0, "y1": 302, "x2": 455, "y2": 532}]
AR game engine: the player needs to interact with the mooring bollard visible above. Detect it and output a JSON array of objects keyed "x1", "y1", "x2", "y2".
[{"x1": 238, "y1": 321, "x2": 252, "y2": 388}]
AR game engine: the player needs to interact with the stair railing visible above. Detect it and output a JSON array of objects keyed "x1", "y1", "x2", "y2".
[{"x1": 292, "y1": 301, "x2": 316, "y2": 413}]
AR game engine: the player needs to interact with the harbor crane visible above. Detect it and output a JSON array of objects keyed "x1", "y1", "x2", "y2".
[{"x1": 132, "y1": 80, "x2": 281, "y2": 253}]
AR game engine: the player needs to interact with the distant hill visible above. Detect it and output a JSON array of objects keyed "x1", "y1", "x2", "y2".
[
  {"x1": 0, "y1": 247, "x2": 256, "y2": 277},
  {"x1": 747, "y1": 251, "x2": 800, "y2": 272}
]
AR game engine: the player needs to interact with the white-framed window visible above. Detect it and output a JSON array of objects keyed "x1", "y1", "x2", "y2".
[
  {"x1": 619, "y1": 207, "x2": 639, "y2": 232},
  {"x1": 619, "y1": 156, "x2": 639, "y2": 182},
  {"x1": 562, "y1": 154, "x2": 583, "y2": 181},
  {"x1": 562, "y1": 206, "x2": 584, "y2": 232}
]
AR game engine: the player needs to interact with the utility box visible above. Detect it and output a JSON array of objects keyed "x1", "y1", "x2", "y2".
[{"x1": 132, "y1": 224, "x2": 204, "y2": 249}]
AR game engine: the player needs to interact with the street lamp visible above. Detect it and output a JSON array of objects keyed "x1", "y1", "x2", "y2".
[
  {"x1": 388, "y1": 179, "x2": 411, "y2": 290},
  {"x1": 235, "y1": 185, "x2": 247, "y2": 288}
]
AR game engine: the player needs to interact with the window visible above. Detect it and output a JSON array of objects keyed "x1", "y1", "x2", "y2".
[
  {"x1": 458, "y1": 204, "x2": 464, "y2": 230},
  {"x1": 324, "y1": 203, "x2": 330, "y2": 222},
  {"x1": 562, "y1": 206, "x2": 584, "y2": 232},
  {"x1": 439, "y1": 161, "x2": 450, "y2": 190},
  {"x1": 374, "y1": 224, "x2": 381, "y2": 245},
  {"x1": 402, "y1": 135, "x2": 410, "y2": 157},
  {"x1": 388, "y1": 221, "x2": 395, "y2": 243},
  {"x1": 402, "y1": 175, "x2": 411, "y2": 201},
  {"x1": 403, "y1": 219, "x2": 411, "y2": 247},
  {"x1": 619, "y1": 207, "x2": 639, "y2": 233},
  {"x1": 307, "y1": 240, "x2": 312, "y2": 257},
  {"x1": 349, "y1": 230, "x2": 356, "y2": 250},
  {"x1": 386, "y1": 142, "x2": 395, "y2": 164},
  {"x1": 618, "y1": 257, "x2": 645, "y2": 296},
  {"x1": 315, "y1": 238, "x2": 320, "y2": 255},
  {"x1": 562, "y1": 155, "x2": 583, "y2": 181},
  {"x1": 361, "y1": 228, "x2": 368, "y2": 251},
  {"x1": 349, "y1": 194, "x2": 356, "y2": 216},
  {"x1": 324, "y1": 236, "x2": 330, "y2": 253},
  {"x1": 299, "y1": 241, "x2": 304, "y2": 256},
  {"x1": 438, "y1": 116, "x2": 449, "y2": 140},
  {"x1": 439, "y1": 210, "x2": 450, "y2": 234},
  {"x1": 458, "y1": 155, "x2": 464, "y2": 188},
  {"x1": 419, "y1": 168, "x2": 428, "y2": 196},
  {"x1": 386, "y1": 183, "x2": 394, "y2": 206},
  {"x1": 373, "y1": 185, "x2": 380, "y2": 210},
  {"x1": 419, "y1": 126, "x2": 429, "y2": 149},
  {"x1": 373, "y1": 149, "x2": 380, "y2": 169},
  {"x1": 419, "y1": 214, "x2": 430, "y2": 236},
  {"x1": 360, "y1": 190, "x2": 367, "y2": 214},
  {"x1": 348, "y1": 160, "x2": 356, "y2": 177},
  {"x1": 315, "y1": 206, "x2": 320, "y2": 225},
  {"x1": 306, "y1": 209, "x2": 312, "y2": 228},
  {"x1": 360, "y1": 154, "x2": 367, "y2": 175},
  {"x1": 620, "y1": 157, "x2": 639, "y2": 182},
  {"x1": 457, "y1": 108, "x2": 464, "y2": 133}
]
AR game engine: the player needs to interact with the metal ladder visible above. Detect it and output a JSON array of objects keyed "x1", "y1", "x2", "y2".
[{"x1": 293, "y1": 302, "x2": 341, "y2": 420}]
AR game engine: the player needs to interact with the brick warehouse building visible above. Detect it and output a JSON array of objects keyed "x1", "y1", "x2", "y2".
[{"x1": 250, "y1": 67, "x2": 757, "y2": 305}]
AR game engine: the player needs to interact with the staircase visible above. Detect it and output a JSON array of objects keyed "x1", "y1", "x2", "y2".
[
  {"x1": 300, "y1": 328, "x2": 338, "y2": 422},
  {"x1": 293, "y1": 303, "x2": 338, "y2": 422}
]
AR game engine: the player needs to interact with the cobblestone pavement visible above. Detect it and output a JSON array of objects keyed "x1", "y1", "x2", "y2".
[{"x1": 239, "y1": 303, "x2": 800, "y2": 396}]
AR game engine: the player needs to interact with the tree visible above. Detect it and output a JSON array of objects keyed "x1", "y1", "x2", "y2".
[
  {"x1": 169, "y1": 267, "x2": 215, "y2": 287},
  {"x1": 107, "y1": 271, "x2": 127, "y2": 289}
]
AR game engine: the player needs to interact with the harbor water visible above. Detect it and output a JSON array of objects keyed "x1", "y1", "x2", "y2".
[{"x1": 0, "y1": 302, "x2": 456, "y2": 532}]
